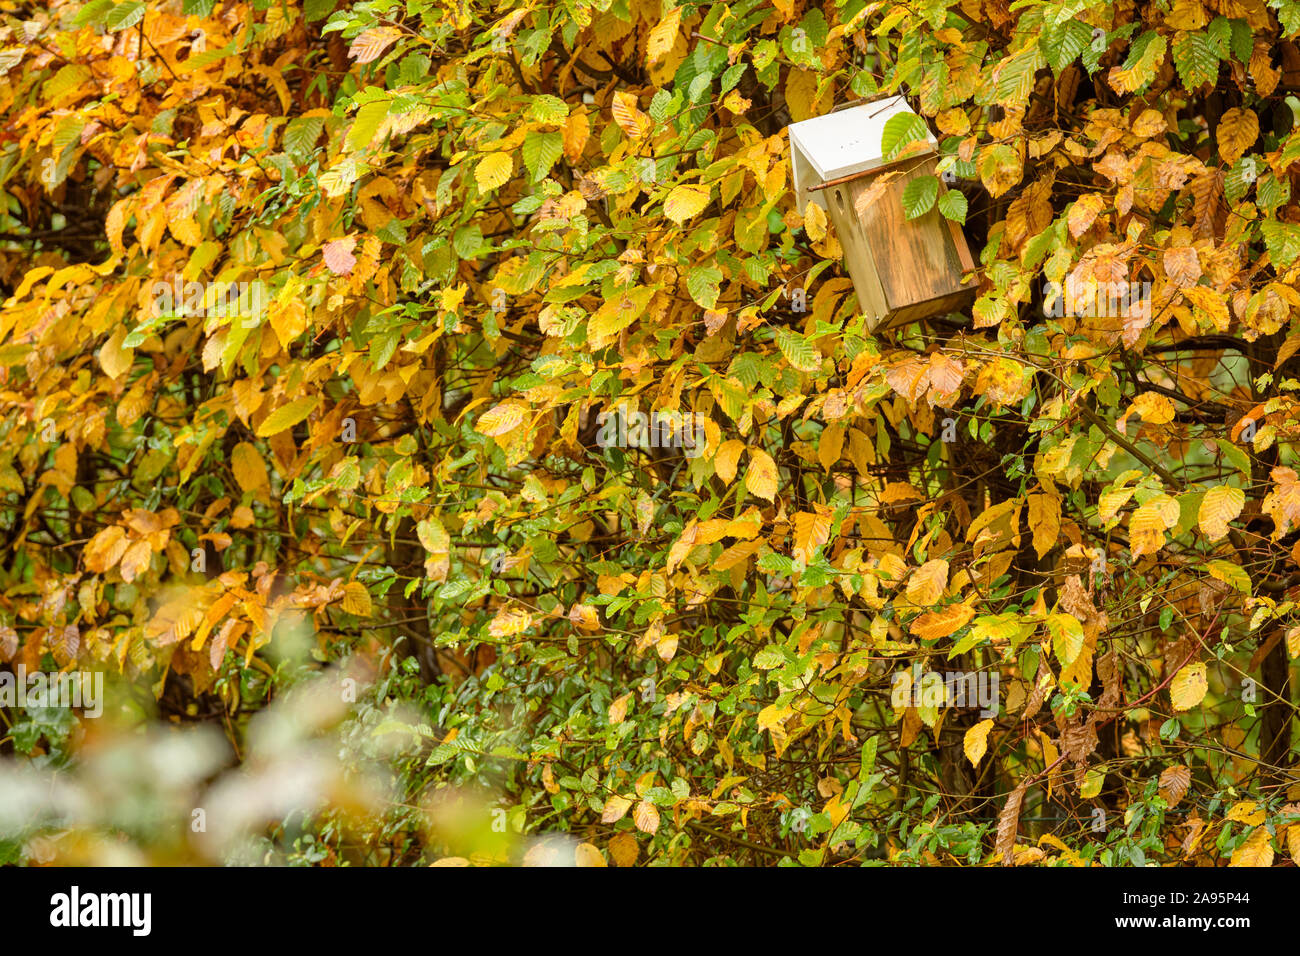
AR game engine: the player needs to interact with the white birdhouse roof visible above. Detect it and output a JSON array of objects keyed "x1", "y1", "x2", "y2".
[{"x1": 788, "y1": 95, "x2": 937, "y2": 215}]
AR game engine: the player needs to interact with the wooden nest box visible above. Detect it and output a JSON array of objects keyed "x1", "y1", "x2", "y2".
[{"x1": 789, "y1": 96, "x2": 975, "y2": 332}]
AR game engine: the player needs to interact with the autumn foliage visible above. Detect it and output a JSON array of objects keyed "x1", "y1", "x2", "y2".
[{"x1": 0, "y1": 0, "x2": 1299, "y2": 866}]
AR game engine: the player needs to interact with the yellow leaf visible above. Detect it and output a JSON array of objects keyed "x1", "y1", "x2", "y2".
[
  {"x1": 118, "y1": 539, "x2": 153, "y2": 583},
  {"x1": 563, "y1": 109, "x2": 590, "y2": 163},
  {"x1": 1198, "y1": 484, "x2": 1245, "y2": 541},
  {"x1": 906, "y1": 559, "x2": 950, "y2": 606},
  {"x1": 1166, "y1": 0, "x2": 1207, "y2": 30},
  {"x1": 1080, "y1": 767, "x2": 1105, "y2": 799},
  {"x1": 476, "y1": 402, "x2": 527, "y2": 438},
  {"x1": 1217, "y1": 108, "x2": 1259, "y2": 166},
  {"x1": 722, "y1": 89, "x2": 750, "y2": 114},
  {"x1": 475, "y1": 152, "x2": 513, "y2": 192},
  {"x1": 936, "y1": 108, "x2": 970, "y2": 136},
  {"x1": 99, "y1": 327, "x2": 133, "y2": 380},
  {"x1": 602, "y1": 794, "x2": 632, "y2": 823},
  {"x1": 342, "y1": 581, "x2": 371, "y2": 616},
  {"x1": 587, "y1": 286, "x2": 655, "y2": 344},
  {"x1": 574, "y1": 842, "x2": 607, "y2": 867},
  {"x1": 1170, "y1": 661, "x2": 1208, "y2": 711},
  {"x1": 715, "y1": 539, "x2": 760, "y2": 571},
  {"x1": 611, "y1": 91, "x2": 651, "y2": 140},
  {"x1": 910, "y1": 601, "x2": 975, "y2": 640},
  {"x1": 1027, "y1": 492, "x2": 1060, "y2": 560},
  {"x1": 489, "y1": 605, "x2": 532, "y2": 638},
  {"x1": 784, "y1": 68, "x2": 818, "y2": 122},
  {"x1": 84, "y1": 525, "x2": 128, "y2": 574},
  {"x1": 608, "y1": 692, "x2": 632, "y2": 724},
  {"x1": 633, "y1": 800, "x2": 660, "y2": 834},
  {"x1": 964, "y1": 719, "x2": 994, "y2": 766},
  {"x1": 105, "y1": 197, "x2": 131, "y2": 255},
  {"x1": 1229, "y1": 826, "x2": 1274, "y2": 867},
  {"x1": 1067, "y1": 193, "x2": 1106, "y2": 238},
  {"x1": 644, "y1": 6, "x2": 682, "y2": 66},
  {"x1": 255, "y1": 396, "x2": 319, "y2": 438},
  {"x1": 1128, "y1": 391, "x2": 1175, "y2": 425},
  {"x1": 1226, "y1": 800, "x2": 1266, "y2": 826},
  {"x1": 804, "y1": 202, "x2": 828, "y2": 242},
  {"x1": 791, "y1": 510, "x2": 831, "y2": 564},
  {"x1": 664, "y1": 184, "x2": 711, "y2": 224},
  {"x1": 817, "y1": 421, "x2": 843, "y2": 470},
  {"x1": 714, "y1": 439, "x2": 745, "y2": 484},
  {"x1": 231, "y1": 442, "x2": 269, "y2": 493},
  {"x1": 568, "y1": 603, "x2": 600, "y2": 631},
  {"x1": 978, "y1": 144, "x2": 1022, "y2": 199},
  {"x1": 745, "y1": 448, "x2": 778, "y2": 502}
]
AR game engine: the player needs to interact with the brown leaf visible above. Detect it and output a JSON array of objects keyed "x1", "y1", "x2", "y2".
[
  {"x1": 995, "y1": 780, "x2": 1027, "y2": 865},
  {"x1": 1159, "y1": 764, "x2": 1192, "y2": 807},
  {"x1": 609, "y1": 832, "x2": 639, "y2": 867}
]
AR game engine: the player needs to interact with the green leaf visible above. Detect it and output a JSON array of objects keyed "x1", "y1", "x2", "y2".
[
  {"x1": 522, "y1": 130, "x2": 563, "y2": 182},
  {"x1": 687, "y1": 265, "x2": 723, "y2": 308},
  {"x1": 937, "y1": 188, "x2": 967, "y2": 223},
  {"x1": 1277, "y1": 0, "x2": 1300, "y2": 35},
  {"x1": 105, "y1": 1, "x2": 145, "y2": 31},
  {"x1": 453, "y1": 224, "x2": 485, "y2": 259},
  {"x1": 901, "y1": 176, "x2": 939, "y2": 219},
  {"x1": 1215, "y1": 438, "x2": 1252, "y2": 477},
  {"x1": 283, "y1": 116, "x2": 325, "y2": 160},
  {"x1": 1229, "y1": 18, "x2": 1254, "y2": 63},
  {"x1": 347, "y1": 100, "x2": 390, "y2": 151},
  {"x1": 858, "y1": 736, "x2": 878, "y2": 780},
  {"x1": 303, "y1": 0, "x2": 336, "y2": 19},
  {"x1": 1041, "y1": 18, "x2": 1091, "y2": 74},
  {"x1": 773, "y1": 327, "x2": 821, "y2": 373},
  {"x1": 1172, "y1": 32, "x2": 1219, "y2": 90},
  {"x1": 1224, "y1": 156, "x2": 1258, "y2": 204},
  {"x1": 993, "y1": 46, "x2": 1045, "y2": 108},
  {"x1": 529, "y1": 95, "x2": 569, "y2": 124},
  {"x1": 73, "y1": 0, "x2": 116, "y2": 26},
  {"x1": 255, "y1": 396, "x2": 320, "y2": 438},
  {"x1": 1207, "y1": 16, "x2": 1232, "y2": 57},
  {"x1": 1257, "y1": 172, "x2": 1290, "y2": 213},
  {"x1": 880, "y1": 112, "x2": 930, "y2": 161},
  {"x1": 1207, "y1": 559, "x2": 1252, "y2": 594},
  {"x1": 1047, "y1": 613, "x2": 1085, "y2": 666},
  {"x1": 1261, "y1": 219, "x2": 1300, "y2": 268}
]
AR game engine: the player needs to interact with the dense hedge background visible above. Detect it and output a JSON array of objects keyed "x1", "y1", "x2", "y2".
[{"x1": 0, "y1": 0, "x2": 1296, "y2": 866}]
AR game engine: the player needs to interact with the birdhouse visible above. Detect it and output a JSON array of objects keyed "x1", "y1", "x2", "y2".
[{"x1": 789, "y1": 96, "x2": 975, "y2": 332}]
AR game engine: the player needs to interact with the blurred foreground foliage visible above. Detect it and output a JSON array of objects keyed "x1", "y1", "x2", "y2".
[{"x1": 0, "y1": 0, "x2": 1298, "y2": 866}]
